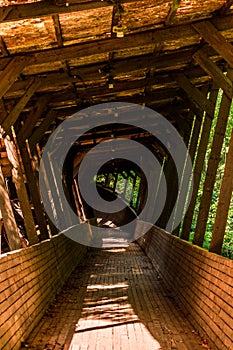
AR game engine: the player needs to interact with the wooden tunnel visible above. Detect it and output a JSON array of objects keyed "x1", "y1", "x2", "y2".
[{"x1": 0, "y1": 1, "x2": 232, "y2": 349}]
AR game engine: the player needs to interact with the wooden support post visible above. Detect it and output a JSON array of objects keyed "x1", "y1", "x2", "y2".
[
  {"x1": 193, "y1": 21, "x2": 233, "y2": 68},
  {"x1": 0, "y1": 165, "x2": 22, "y2": 250},
  {"x1": 17, "y1": 141, "x2": 49, "y2": 241},
  {"x1": 174, "y1": 73, "x2": 215, "y2": 116},
  {"x1": 193, "y1": 70, "x2": 233, "y2": 247},
  {"x1": 0, "y1": 56, "x2": 33, "y2": 100},
  {"x1": 181, "y1": 85, "x2": 219, "y2": 241},
  {"x1": 4, "y1": 135, "x2": 39, "y2": 245},
  {"x1": 193, "y1": 49, "x2": 233, "y2": 99},
  {"x1": 209, "y1": 127, "x2": 233, "y2": 254},
  {"x1": 2, "y1": 79, "x2": 40, "y2": 133}
]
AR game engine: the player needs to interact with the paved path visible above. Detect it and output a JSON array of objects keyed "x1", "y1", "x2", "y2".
[{"x1": 22, "y1": 243, "x2": 208, "y2": 350}]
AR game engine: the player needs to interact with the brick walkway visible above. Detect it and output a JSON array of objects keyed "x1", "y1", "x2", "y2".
[{"x1": 22, "y1": 243, "x2": 208, "y2": 350}]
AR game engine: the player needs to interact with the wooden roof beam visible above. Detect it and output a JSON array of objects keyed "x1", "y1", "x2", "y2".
[
  {"x1": 0, "y1": 56, "x2": 34, "y2": 100},
  {"x1": 165, "y1": 0, "x2": 181, "y2": 26},
  {"x1": 2, "y1": 79, "x2": 40, "y2": 134},
  {"x1": 174, "y1": 72, "x2": 215, "y2": 116},
  {"x1": 0, "y1": 0, "x2": 134, "y2": 23},
  {"x1": 193, "y1": 20, "x2": 233, "y2": 68},
  {"x1": 193, "y1": 49, "x2": 233, "y2": 99}
]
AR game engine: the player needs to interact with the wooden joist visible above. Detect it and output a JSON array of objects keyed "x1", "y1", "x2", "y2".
[
  {"x1": 2, "y1": 79, "x2": 40, "y2": 134},
  {"x1": 193, "y1": 49, "x2": 233, "y2": 99},
  {"x1": 218, "y1": 0, "x2": 233, "y2": 15},
  {"x1": 173, "y1": 73, "x2": 215, "y2": 116},
  {"x1": 0, "y1": 56, "x2": 34, "y2": 101},
  {"x1": 193, "y1": 21, "x2": 233, "y2": 68}
]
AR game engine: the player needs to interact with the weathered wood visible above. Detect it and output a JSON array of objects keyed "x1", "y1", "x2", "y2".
[
  {"x1": 0, "y1": 56, "x2": 33, "y2": 101},
  {"x1": 18, "y1": 95, "x2": 50, "y2": 142},
  {"x1": 193, "y1": 49, "x2": 233, "y2": 99},
  {"x1": 193, "y1": 69, "x2": 233, "y2": 247},
  {"x1": 4, "y1": 135, "x2": 39, "y2": 245},
  {"x1": 209, "y1": 127, "x2": 233, "y2": 254},
  {"x1": 2, "y1": 79, "x2": 40, "y2": 133},
  {"x1": 0, "y1": 165, "x2": 22, "y2": 250},
  {"x1": 17, "y1": 141, "x2": 49, "y2": 241},
  {"x1": 165, "y1": 0, "x2": 181, "y2": 26},
  {"x1": 29, "y1": 109, "x2": 57, "y2": 149},
  {"x1": 52, "y1": 14, "x2": 63, "y2": 47},
  {"x1": 193, "y1": 21, "x2": 233, "y2": 68},
  {"x1": 174, "y1": 72, "x2": 215, "y2": 116},
  {"x1": 0, "y1": 0, "x2": 135, "y2": 23},
  {"x1": 180, "y1": 85, "x2": 219, "y2": 241}
]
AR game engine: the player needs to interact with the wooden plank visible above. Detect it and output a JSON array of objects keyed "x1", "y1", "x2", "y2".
[
  {"x1": 193, "y1": 49, "x2": 233, "y2": 99},
  {"x1": 29, "y1": 109, "x2": 57, "y2": 148},
  {"x1": 193, "y1": 21, "x2": 233, "y2": 68},
  {"x1": 2, "y1": 79, "x2": 40, "y2": 133},
  {"x1": 0, "y1": 164, "x2": 22, "y2": 251},
  {"x1": 4, "y1": 135, "x2": 39, "y2": 245},
  {"x1": 165, "y1": 0, "x2": 181, "y2": 26},
  {"x1": 209, "y1": 127, "x2": 233, "y2": 254},
  {"x1": 174, "y1": 72, "x2": 215, "y2": 116},
  {"x1": 18, "y1": 95, "x2": 50, "y2": 142},
  {"x1": 0, "y1": 56, "x2": 34, "y2": 101},
  {"x1": 52, "y1": 14, "x2": 63, "y2": 48},
  {"x1": 193, "y1": 69, "x2": 233, "y2": 247}
]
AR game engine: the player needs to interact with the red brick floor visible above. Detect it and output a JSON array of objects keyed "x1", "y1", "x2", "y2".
[{"x1": 22, "y1": 243, "x2": 209, "y2": 350}]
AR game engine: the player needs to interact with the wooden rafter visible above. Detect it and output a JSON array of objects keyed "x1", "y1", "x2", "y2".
[
  {"x1": 0, "y1": 56, "x2": 34, "y2": 101},
  {"x1": 165, "y1": 0, "x2": 181, "y2": 26},
  {"x1": 2, "y1": 79, "x2": 40, "y2": 133},
  {"x1": 193, "y1": 21, "x2": 233, "y2": 68},
  {"x1": 173, "y1": 73, "x2": 215, "y2": 116},
  {"x1": 193, "y1": 49, "x2": 233, "y2": 99}
]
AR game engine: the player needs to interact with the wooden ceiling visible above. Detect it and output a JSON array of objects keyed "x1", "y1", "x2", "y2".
[{"x1": 0, "y1": 0, "x2": 233, "y2": 161}]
